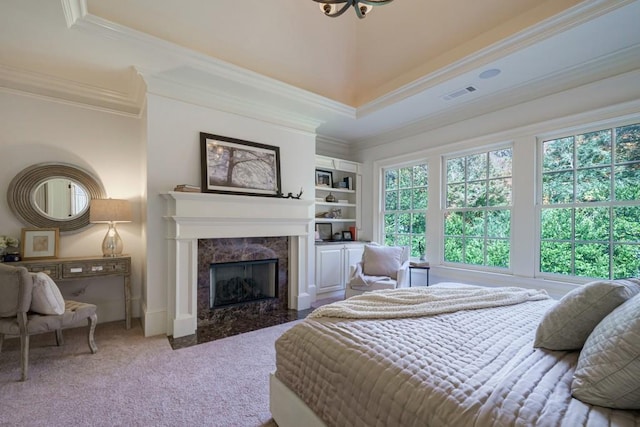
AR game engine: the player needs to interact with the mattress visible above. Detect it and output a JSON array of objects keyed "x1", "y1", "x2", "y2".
[{"x1": 274, "y1": 294, "x2": 640, "y2": 426}]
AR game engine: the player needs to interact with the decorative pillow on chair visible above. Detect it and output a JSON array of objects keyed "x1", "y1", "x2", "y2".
[
  {"x1": 362, "y1": 244, "x2": 403, "y2": 279},
  {"x1": 571, "y1": 293, "x2": 640, "y2": 409},
  {"x1": 30, "y1": 272, "x2": 66, "y2": 315},
  {"x1": 533, "y1": 279, "x2": 640, "y2": 350}
]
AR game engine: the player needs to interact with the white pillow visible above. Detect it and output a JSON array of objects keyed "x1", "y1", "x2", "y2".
[
  {"x1": 30, "y1": 272, "x2": 65, "y2": 315},
  {"x1": 571, "y1": 293, "x2": 640, "y2": 409},
  {"x1": 362, "y1": 245, "x2": 403, "y2": 279},
  {"x1": 533, "y1": 279, "x2": 640, "y2": 350}
]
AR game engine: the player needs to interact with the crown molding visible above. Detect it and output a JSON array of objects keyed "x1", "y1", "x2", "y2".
[
  {"x1": 315, "y1": 134, "x2": 352, "y2": 159},
  {"x1": 357, "y1": 0, "x2": 636, "y2": 118},
  {"x1": 61, "y1": 0, "x2": 87, "y2": 27},
  {"x1": 353, "y1": 47, "x2": 640, "y2": 151},
  {"x1": 141, "y1": 70, "x2": 323, "y2": 135},
  {"x1": 15, "y1": 0, "x2": 639, "y2": 140},
  {"x1": 61, "y1": 0, "x2": 354, "y2": 124},
  {"x1": 0, "y1": 64, "x2": 144, "y2": 117}
]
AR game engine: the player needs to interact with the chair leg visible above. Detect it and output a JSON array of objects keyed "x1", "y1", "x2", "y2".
[
  {"x1": 20, "y1": 333, "x2": 29, "y2": 381},
  {"x1": 55, "y1": 329, "x2": 64, "y2": 346},
  {"x1": 17, "y1": 312, "x2": 29, "y2": 381},
  {"x1": 88, "y1": 313, "x2": 98, "y2": 354}
]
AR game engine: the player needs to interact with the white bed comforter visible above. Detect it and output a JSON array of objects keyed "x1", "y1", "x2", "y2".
[{"x1": 274, "y1": 288, "x2": 640, "y2": 427}]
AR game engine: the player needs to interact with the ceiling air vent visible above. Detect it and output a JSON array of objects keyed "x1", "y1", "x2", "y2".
[{"x1": 442, "y1": 85, "x2": 477, "y2": 101}]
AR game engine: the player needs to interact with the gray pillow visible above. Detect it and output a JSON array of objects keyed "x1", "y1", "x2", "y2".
[
  {"x1": 534, "y1": 279, "x2": 640, "y2": 350},
  {"x1": 571, "y1": 293, "x2": 640, "y2": 409},
  {"x1": 362, "y1": 244, "x2": 403, "y2": 279}
]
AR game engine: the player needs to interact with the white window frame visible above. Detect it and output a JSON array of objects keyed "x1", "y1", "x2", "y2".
[
  {"x1": 381, "y1": 162, "x2": 429, "y2": 258},
  {"x1": 441, "y1": 143, "x2": 514, "y2": 272},
  {"x1": 535, "y1": 119, "x2": 640, "y2": 281}
]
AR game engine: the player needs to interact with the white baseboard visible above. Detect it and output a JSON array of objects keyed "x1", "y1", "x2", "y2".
[{"x1": 142, "y1": 303, "x2": 167, "y2": 337}]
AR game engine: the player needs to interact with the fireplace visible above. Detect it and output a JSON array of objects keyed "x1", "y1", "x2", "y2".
[
  {"x1": 210, "y1": 259, "x2": 278, "y2": 308},
  {"x1": 197, "y1": 237, "x2": 289, "y2": 327},
  {"x1": 163, "y1": 191, "x2": 315, "y2": 339}
]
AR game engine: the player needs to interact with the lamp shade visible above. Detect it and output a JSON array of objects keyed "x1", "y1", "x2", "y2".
[{"x1": 89, "y1": 199, "x2": 132, "y2": 223}]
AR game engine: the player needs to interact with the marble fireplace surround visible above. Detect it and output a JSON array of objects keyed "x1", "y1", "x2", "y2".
[{"x1": 163, "y1": 192, "x2": 315, "y2": 338}]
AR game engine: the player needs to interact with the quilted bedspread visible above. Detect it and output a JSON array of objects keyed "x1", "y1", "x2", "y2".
[{"x1": 274, "y1": 294, "x2": 640, "y2": 426}]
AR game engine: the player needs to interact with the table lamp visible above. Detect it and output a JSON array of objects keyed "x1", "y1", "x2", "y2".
[{"x1": 89, "y1": 198, "x2": 132, "y2": 257}]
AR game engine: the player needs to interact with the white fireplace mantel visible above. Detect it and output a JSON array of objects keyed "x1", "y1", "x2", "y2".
[{"x1": 162, "y1": 192, "x2": 316, "y2": 338}]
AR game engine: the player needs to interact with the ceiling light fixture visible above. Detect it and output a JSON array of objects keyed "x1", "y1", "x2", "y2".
[{"x1": 313, "y1": 0, "x2": 393, "y2": 19}]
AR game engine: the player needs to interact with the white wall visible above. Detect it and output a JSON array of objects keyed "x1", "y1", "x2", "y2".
[
  {"x1": 355, "y1": 70, "x2": 640, "y2": 297},
  {"x1": 143, "y1": 93, "x2": 316, "y2": 337},
  {"x1": 0, "y1": 91, "x2": 144, "y2": 323}
]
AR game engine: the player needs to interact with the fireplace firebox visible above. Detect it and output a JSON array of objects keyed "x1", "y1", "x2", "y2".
[{"x1": 210, "y1": 259, "x2": 278, "y2": 308}]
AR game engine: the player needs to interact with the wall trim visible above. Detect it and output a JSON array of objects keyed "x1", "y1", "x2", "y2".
[
  {"x1": 141, "y1": 302, "x2": 167, "y2": 337},
  {"x1": 354, "y1": 48, "x2": 640, "y2": 151},
  {"x1": 60, "y1": 0, "x2": 353, "y2": 123},
  {"x1": 357, "y1": 0, "x2": 637, "y2": 118},
  {"x1": 0, "y1": 64, "x2": 144, "y2": 117}
]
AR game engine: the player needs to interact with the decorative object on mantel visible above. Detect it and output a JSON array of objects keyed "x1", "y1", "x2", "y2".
[
  {"x1": 90, "y1": 199, "x2": 132, "y2": 257},
  {"x1": 0, "y1": 235, "x2": 20, "y2": 262},
  {"x1": 325, "y1": 192, "x2": 336, "y2": 202},
  {"x1": 174, "y1": 184, "x2": 200, "y2": 193},
  {"x1": 200, "y1": 132, "x2": 281, "y2": 197},
  {"x1": 20, "y1": 228, "x2": 59, "y2": 260},
  {"x1": 313, "y1": 0, "x2": 393, "y2": 19},
  {"x1": 276, "y1": 188, "x2": 303, "y2": 199}
]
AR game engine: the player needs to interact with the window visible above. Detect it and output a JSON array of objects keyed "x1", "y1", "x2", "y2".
[
  {"x1": 443, "y1": 147, "x2": 512, "y2": 268},
  {"x1": 383, "y1": 164, "x2": 428, "y2": 257},
  {"x1": 539, "y1": 123, "x2": 640, "y2": 279}
]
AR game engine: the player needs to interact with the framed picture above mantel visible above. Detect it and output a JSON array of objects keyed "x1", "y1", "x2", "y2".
[{"x1": 200, "y1": 132, "x2": 282, "y2": 197}]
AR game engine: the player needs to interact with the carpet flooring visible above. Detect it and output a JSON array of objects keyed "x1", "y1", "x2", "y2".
[{"x1": 0, "y1": 319, "x2": 301, "y2": 426}]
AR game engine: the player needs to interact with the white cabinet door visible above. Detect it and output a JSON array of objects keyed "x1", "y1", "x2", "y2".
[
  {"x1": 343, "y1": 244, "x2": 365, "y2": 282},
  {"x1": 316, "y1": 246, "x2": 344, "y2": 293}
]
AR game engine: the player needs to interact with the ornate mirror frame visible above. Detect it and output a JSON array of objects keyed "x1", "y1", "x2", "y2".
[{"x1": 7, "y1": 162, "x2": 106, "y2": 234}]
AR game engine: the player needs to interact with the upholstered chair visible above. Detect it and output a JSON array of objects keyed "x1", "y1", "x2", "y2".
[
  {"x1": 0, "y1": 263, "x2": 98, "y2": 381},
  {"x1": 345, "y1": 244, "x2": 410, "y2": 298}
]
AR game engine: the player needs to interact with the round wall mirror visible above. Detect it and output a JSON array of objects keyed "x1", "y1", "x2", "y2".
[{"x1": 7, "y1": 163, "x2": 106, "y2": 234}]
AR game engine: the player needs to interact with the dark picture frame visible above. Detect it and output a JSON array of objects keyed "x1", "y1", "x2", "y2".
[
  {"x1": 200, "y1": 132, "x2": 281, "y2": 197},
  {"x1": 341, "y1": 230, "x2": 353, "y2": 241},
  {"x1": 315, "y1": 169, "x2": 333, "y2": 188},
  {"x1": 315, "y1": 223, "x2": 332, "y2": 241}
]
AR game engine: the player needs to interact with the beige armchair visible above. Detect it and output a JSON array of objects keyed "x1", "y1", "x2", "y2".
[
  {"x1": 345, "y1": 244, "x2": 410, "y2": 299},
  {"x1": 0, "y1": 263, "x2": 98, "y2": 381}
]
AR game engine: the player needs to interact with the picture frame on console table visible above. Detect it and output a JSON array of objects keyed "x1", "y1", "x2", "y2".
[
  {"x1": 20, "y1": 227, "x2": 59, "y2": 260},
  {"x1": 200, "y1": 132, "x2": 281, "y2": 197}
]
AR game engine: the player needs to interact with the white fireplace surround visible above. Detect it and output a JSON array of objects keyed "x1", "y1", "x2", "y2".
[{"x1": 163, "y1": 191, "x2": 316, "y2": 338}]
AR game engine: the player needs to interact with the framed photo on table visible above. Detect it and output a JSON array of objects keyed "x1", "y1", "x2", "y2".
[
  {"x1": 21, "y1": 228, "x2": 59, "y2": 260},
  {"x1": 341, "y1": 230, "x2": 353, "y2": 241}
]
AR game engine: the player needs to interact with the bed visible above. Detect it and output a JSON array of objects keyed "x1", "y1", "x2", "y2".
[{"x1": 270, "y1": 282, "x2": 640, "y2": 426}]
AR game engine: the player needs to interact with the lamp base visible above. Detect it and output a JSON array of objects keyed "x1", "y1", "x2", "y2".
[{"x1": 101, "y1": 222, "x2": 124, "y2": 257}]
